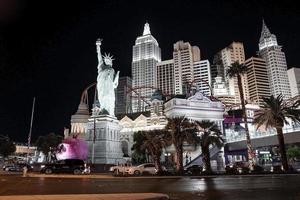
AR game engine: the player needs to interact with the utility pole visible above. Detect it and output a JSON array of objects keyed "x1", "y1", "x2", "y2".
[
  {"x1": 92, "y1": 83, "x2": 98, "y2": 164},
  {"x1": 27, "y1": 97, "x2": 36, "y2": 163},
  {"x1": 92, "y1": 115, "x2": 96, "y2": 164}
]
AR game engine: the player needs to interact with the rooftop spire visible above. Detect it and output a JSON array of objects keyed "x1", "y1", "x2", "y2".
[
  {"x1": 143, "y1": 22, "x2": 151, "y2": 35},
  {"x1": 260, "y1": 19, "x2": 272, "y2": 40},
  {"x1": 258, "y1": 19, "x2": 278, "y2": 50}
]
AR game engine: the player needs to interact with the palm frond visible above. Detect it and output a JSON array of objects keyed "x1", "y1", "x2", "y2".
[
  {"x1": 226, "y1": 61, "x2": 248, "y2": 78},
  {"x1": 254, "y1": 94, "x2": 300, "y2": 129}
]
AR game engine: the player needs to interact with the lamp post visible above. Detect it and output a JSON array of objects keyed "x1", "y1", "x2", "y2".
[
  {"x1": 27, "y1": 97, "x2": 35, "y2": 163},
  {"x1": 92, "y1": 115, "x2": 96, "y2": 164}
]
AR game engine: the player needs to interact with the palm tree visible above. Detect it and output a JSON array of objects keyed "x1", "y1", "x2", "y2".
[
  {"x1": 254, "y1": 95, "x2": 300, "y2": 171},
  {"x1": 195, "y1": 120, "x2": 224, "y2": 173},
  {"x1": 132, "y1": 130, "x2": 167, "y2": 173},
  {"x1": 227, "y1": 61, "x2": 254, "y2": 169},
  {"x1": 35, "y1": 132, "x2": 63, "y2": 162},
  {"x1": 165, "y1": 117, "x2": 197, "y2": 174}
]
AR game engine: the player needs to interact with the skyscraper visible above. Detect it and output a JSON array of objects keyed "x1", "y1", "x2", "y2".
[
  {"x1": 173, "y1": 41, "x2": 201, "y2": 95},
  {"x1": 131, "y1": 23, "x2": 161, "y2": 112},
  {"x1": 258, "y1": 20, "x2": 291, "y2": 99},
  {"x1": 287, "y1": 67, "x2": 300, "y2": 97},
  {"x1": 193, "y1": 60, "x2": 211, "y2": 96},
  {"x1": 156, "y1": 59, "x2": 175, "y2": 96},
  {"x1": 211, "y1": 52, "x2": 224, "y2": 84},
  {"x1": 245, "y1": 57, "x2": 270, "y2": 107},
  {"x1": 216, "y1": 42, "x2": 249, "y2": 104},
  {"x1": 115, "y1": 76, "x2": 132, "y2": 114},
  {"x1": 220, "y1": 42, "x2": 249, "y2": 104}
]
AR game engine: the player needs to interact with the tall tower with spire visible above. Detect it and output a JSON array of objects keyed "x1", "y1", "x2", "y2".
[
  {"x1": 131, "y1": 22, "x2": 161, "y2": 112},
  {"x1": 258, "y1": 20, "x2": 291, "y2": 99}
]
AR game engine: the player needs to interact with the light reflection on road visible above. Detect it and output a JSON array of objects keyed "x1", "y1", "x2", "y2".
[{"x1": 0, "y1": 174, "x2": 300, "y2": 199}]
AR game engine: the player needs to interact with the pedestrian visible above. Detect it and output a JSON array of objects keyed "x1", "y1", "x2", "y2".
[
  {"x1": 23, "y1": 165, "x2": 28, "y2": 177},
  {"x1": 185, "y1": 154, "x2": 188, "y2": 165}
]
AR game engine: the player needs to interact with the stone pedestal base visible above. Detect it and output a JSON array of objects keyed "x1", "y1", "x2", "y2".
[{"x1": 86, "y1": 115, "x2": 124, "y2": 164}]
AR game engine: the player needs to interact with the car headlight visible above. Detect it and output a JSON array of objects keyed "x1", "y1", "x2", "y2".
[
  {"x1": 41, "y1": 165, "x2": 45, "y2": 168},
  {"x1": 109, "y1": 167, "x2": 116, "y2": 171}
]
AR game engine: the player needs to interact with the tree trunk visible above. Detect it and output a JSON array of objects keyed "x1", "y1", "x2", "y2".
[
  {"x1": 202, "y1": 146, "x2": 212, "y2": 174},
  {"x1": 154, "y1": 154, "x2": 162, "y2": 174},
  {"x1": 237, "y1": 74, "x2": 254, "y2": 170},
  {"x1": 175, "y1": 143, "x2": 184, "y2": 174},
  {"x1": 276, "y1": 127, "x2": 289, "y2": 171}
]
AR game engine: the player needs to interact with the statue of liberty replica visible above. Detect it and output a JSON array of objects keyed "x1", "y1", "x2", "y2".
[
  {"x1": 85, "y1": 38, "x2": 123, "y2": 165},
  {"x1": 96, "y1": 38, "x2": 119, "y2": 116}
]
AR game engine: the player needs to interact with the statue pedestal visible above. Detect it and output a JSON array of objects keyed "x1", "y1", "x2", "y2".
[{"x1": 86, "y1": 115, "x2": 124, "y2": 164}]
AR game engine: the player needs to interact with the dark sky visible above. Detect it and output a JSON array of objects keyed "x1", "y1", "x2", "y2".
[{"x1": 0, "y1": 0, "x2": 299, "y2": 143}]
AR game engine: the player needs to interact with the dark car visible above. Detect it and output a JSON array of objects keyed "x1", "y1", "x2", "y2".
[
  {"x1": 225, "y1": 161, "x2": 250, "y2": 174},
  {"x1": 161, "y1": 165, "x2": 176, "y2": 175},
  {"x1": 40, "y1": 159, "x2": 85, "y2": 175},
  {"x1": 184, "y1": 165, "x2": 203, "y2": 175},
  {"x1": 2, "y1": 163, "x2": 33, "y2": 172}
]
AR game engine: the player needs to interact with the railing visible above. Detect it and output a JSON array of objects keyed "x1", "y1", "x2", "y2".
[
  {"x1": 184, "y1": 145, "x2": 220, "y2": 169},
  {"x1": 225, "y1": 124, "x2": 300, "y2": 143}
]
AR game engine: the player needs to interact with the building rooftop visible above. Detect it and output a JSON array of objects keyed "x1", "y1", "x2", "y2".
[{"x1": 116, "y1": 111, "x2": 151, "y2": 121}]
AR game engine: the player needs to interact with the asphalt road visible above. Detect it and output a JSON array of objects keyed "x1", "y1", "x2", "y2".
[{"x1": 1, "y1": 174, "x2": 300, "y2": 200}]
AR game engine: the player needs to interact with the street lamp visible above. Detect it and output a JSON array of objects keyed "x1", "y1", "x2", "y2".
[{"x1": 92, "y1": 115, "x2": 96, "y2": 164}]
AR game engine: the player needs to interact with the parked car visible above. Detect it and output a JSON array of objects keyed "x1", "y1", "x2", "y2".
[
  {"x1": 127, "y1": 163, "x2": 157, "y2": 176},
  {"x1": 40, "y1": 159, "x2": 86, "y2": 175},
  {"x1": 184, "y1": 165, "x2": 203, "y2": 175},
  {"x1": 290, "y1": 160, "x2": 300, "y2": 173},
  {"x1": 225, "y1": 161, "x2": 250, "y2": 174},
  {"x1": 109, "y1": 164, "x2": 132, "y2": 176},
  {"x1": 161, "y1": 165, "x2": 176, "y2": 175},
  {"x1": 2, "y1": 163, "x2": 33, "y2": 172}
]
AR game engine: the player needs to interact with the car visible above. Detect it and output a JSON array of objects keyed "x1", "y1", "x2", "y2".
[
  {"x1": 225, "y1": 161, "x2": 250, "y2": 174},
  {"x1": 2, "y1": 163, "x2": 33, "y2": 172},
  {"x1": 184, "y1": 165, "x2": 203, "y2": 175},
  {"x1": 290, "y1": 160, "x2": 300, "y2": 173},
  {"x1": 2, "y1": 164, "x2": 14, "y2": 171},
  {"x1": 161, "y1": 165, "x2": 176, "y2": 175},
  {"x1": 109, "y1": 164, "x2": 131, "y2": 176},
  {"x1": 127, "y1": 163, "x2": 157, "y2": 176},
  {"x1": 40, "y1": 159, "x2": 86, "y2": 175}
]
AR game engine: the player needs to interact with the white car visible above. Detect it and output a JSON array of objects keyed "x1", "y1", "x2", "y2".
[
  {"x1": 127, "y1": 163, "x2": 157, "y2": 176},
  {"x1": 109, "y1": 164, "x2": 131, "y2": 176}
]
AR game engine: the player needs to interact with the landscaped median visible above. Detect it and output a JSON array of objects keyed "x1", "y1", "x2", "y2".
[{"x1": 0, "y1": 193, "x2": 169, "y2": 200}]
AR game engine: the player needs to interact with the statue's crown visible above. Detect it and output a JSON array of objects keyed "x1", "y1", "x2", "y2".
[{"x1": 103, "y1": 53, "x2": 114, "y2": 61}]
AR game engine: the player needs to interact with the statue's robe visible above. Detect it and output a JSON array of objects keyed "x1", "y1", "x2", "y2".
[{"x1": 97, "y1": 63, "x2": 116, "y2": 116}]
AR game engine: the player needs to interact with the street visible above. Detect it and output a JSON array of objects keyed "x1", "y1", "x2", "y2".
[{"x1": 1, "y1": 174, "x2": 300, "y2": 199}]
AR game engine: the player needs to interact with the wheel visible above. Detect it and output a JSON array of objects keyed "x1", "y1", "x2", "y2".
[
  {"x1": 45, "y1": 168, "x2": 53, "y2": 174},
  {"x1": 134, "y1": 170, "x2": 140, "y2": 176},
  {"x1": 73, "y1": 169, "x2": 82, "y2": 175},
  {"x1": 113, "y1": 169, "x2": 119, "y2": 176}
]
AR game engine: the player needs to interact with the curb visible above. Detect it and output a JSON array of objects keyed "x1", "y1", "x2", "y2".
[
  {"x1": 25, "y1": 172, "x2": 300, "y2": 179},
  {"x1": 0, "y1": 193, "x2": 169, "y2": 200}
]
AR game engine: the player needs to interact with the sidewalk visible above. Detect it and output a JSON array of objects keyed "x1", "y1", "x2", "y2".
[
  {"x1": 0, "y1": 193, "x2": 169, "y2": 200},
  {"x1": 27, "y1": 173, "x2": 114, "y2": 179}
]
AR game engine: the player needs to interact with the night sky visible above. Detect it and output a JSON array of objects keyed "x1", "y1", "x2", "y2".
[{"x1": 0, "y1": 0, "x2": 299, "y2": 143}]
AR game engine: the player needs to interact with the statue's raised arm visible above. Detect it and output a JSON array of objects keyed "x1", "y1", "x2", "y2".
[{"x1": 96, "y1": 38, "x2": 103, "y2": 70}]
